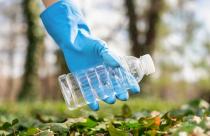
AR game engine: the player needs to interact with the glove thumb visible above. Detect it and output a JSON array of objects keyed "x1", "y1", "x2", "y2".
[
  {"x1": 91, "y1": 38, "x2": 121, "y2": 68},
  {"x1": 101, "y1": 50, "x2": 121, "y2": 68}
]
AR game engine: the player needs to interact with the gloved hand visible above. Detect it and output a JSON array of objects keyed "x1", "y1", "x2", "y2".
[{"x1": 40, "y1": 0, "x2": 140, "y2": 111}]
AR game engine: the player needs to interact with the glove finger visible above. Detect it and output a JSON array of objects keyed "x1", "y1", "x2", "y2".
[
  {"x1": 116, "y1": 92, "x2": 129, "y2": 101},
  {"x1": 76, "y1": 72, "x2": 99, "y2": 111},
  {"x1": 100, "y1": 48, "x2": 140, "y2": 93},
  {"x1": 127, "y1": 77, "x2": 140, "y2": 94},
  {"x1": 111, "y1": 77, "x2": 129, "y2": 101},
  {"x1": 120, "y1": 68, "x2": 140, "y2": 94},
  {"x1": 87, "y1": 68, "x2": 116, "y2": 104},
  {"x1": 93, "y1": 39, "x2": 121, "y2": 68},
  {"x1": 103, "y1": 95, "x2": 116, "y2": 104},
  {"x1": 94, "y1": 66, "x2": 116, "y2": 104},
  {"x1": 113, "y1": 81, "x2": 129, "y2": 101},
  {"x1": 101, "y1": 50, "x2": 121, "y2": 68},
  {"x1": 88, "y1": 102, "x2": 99, "y2": 111},
  {"x1": 108, "y1": 67, "x2": 129, "y2": 101},
  {"x1": 101, "y1": 49, "x2": 140, "y2": 94},
  {"x1": 101, "y1": 51, "x2": 129, "y2": 100},
  {"x1": 84, "y1": 88, "x2": 99, "y2": 111}
]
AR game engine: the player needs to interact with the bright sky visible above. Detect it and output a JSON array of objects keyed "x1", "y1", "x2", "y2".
[{"x1": 196, "y1": 0, "x2": 210, "y2": 32}]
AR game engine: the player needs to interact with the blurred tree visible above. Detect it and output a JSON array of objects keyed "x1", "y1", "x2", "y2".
[
  {"x1": 150, "y1": 0, "x2": 210, "y2": 101},
  {"x1": 125, "y1": 0, "x2": 164, "y2": 57},
  {"x1": 43, "y1": 50, "x2": 68, "y2": 100},
  {"x1": 194, "y1": 41, "x2": 210, "y2": 102},
  {"x1": 56, "y1": 50, "x2": 69, "y2": 75},
  {"x1": 18, "y1": 0, "x2": 44, "y2": 101},
  {"x1": 124, "y1": 0, "x2": 164, "y2": 96}
]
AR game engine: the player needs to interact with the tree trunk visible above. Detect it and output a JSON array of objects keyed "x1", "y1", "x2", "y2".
[
  {"x1": 18, "y1": 0, "x2": 44, "y2": 101},
  {"x1": 144, "y1": 0, "x2": 163, "y2": 55},
  {"x1": 56, "y1": 50, "x2": 69, "y2": 75},
  {"x1": 124, "y1": 0, "x2": 140, "y2": 57},
  {"x1": 40, "y1": 50, "x2": 67, "y2": 100},
  {"x1": 125, "y1": 0, "x2": 163, "y2": 57},
  {"x1": 124, "y1": 0, "x2": 164, "y2": 95}
]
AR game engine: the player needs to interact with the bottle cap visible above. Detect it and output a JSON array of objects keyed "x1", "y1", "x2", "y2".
[{"x1": 139, "y1": 54, "x2": 155, "y2": 75}]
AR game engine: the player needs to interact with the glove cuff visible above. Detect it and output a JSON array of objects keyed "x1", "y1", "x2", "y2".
[{"x1": 40, "y1": 0, "x2": 81, "y2": 49}]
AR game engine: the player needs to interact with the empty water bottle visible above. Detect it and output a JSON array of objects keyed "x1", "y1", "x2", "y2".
[{"x1": 58, "y1": 54, "x2": 155, "y2": 110}]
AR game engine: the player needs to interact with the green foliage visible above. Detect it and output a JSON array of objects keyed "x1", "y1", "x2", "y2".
[
  {"x1": 108, "y1": 123, "x2": 129, "y2": 136},
  {"x1": 121, "y1": 104, "x2": 132, "y2": 118},
  {"x1": 0, "y1": 119, "x2": 19, "y2": 135},
  {"x1": 0, "y1": 99, "x2": 209, "y2": 135}
]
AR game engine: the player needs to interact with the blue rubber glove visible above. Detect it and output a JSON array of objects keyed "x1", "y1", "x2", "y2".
[{"x1": 40, "y1": 0, "x2": 140, "y2": 111}]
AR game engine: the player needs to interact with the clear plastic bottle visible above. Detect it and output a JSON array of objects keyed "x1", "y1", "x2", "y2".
[{"x1": 58, "y1": 54, "x2": 155, "y2": 110}]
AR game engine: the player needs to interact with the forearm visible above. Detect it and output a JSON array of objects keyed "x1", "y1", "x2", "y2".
[{"x1": 42, "y1": 0, "x2": 58, "y2": 7}]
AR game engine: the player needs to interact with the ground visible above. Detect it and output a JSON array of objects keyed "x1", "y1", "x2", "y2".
[{"x1": 0, "y1": 98, "x2": 209, "y2": 136}]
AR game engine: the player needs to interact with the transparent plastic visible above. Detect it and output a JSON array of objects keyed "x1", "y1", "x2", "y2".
[{"x1": 58, "y1": 54, "x2": 155, "y2": 110}]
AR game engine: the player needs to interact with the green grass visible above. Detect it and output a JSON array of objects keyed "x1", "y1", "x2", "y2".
[{"x1": 0, "y1": 97, "x2": 179, "y2": 118}]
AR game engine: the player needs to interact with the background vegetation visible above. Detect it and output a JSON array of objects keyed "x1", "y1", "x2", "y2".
[{"x1": 0, "y1": 0, "x2": 209, "y2": 135}]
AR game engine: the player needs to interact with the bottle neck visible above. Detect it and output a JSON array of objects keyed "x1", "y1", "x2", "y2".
[
  {"x1": 138, "y1": 57, "x2": 148, "y2": 76},
  {"x1": 138, "y1": 54, "x2": 155, "y2": 76}
]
